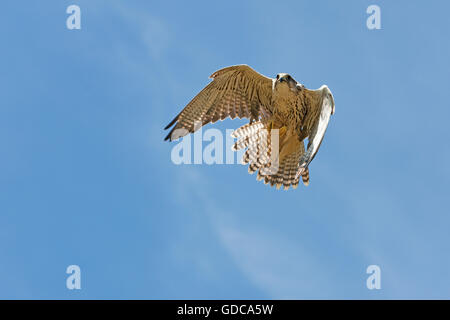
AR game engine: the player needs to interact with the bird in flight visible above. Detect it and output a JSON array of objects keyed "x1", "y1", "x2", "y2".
[{"x1": 164, "y1": 65, "x2": 335, "y2": 190}]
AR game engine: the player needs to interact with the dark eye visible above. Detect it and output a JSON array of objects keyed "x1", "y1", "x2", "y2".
[{"x1": 276, "y1": 75, "x2": 280, "y2": 80}]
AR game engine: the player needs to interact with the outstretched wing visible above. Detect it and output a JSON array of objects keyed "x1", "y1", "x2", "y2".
[
  {"x1": 296, "y1": 86, "x2": 335, "y2": 178},
  {"x1": 164, "y1": 65, "x2": 273, "y2": 141}
]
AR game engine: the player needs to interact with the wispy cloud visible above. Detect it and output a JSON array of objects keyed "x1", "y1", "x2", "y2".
[
  {"x1": 172, "y1": 168, "x2": 344, "y2": 298},
  {"x1": 215, "y1": 221, "x2": 336, "y2": 298},
  {"x1": 111, "y1": 2, "x2": 171, "y2": 61}
]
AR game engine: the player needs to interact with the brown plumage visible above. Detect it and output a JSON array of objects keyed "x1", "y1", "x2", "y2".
[{"x1": 164, "y1": 65, "x2": 335, "y2": 190}]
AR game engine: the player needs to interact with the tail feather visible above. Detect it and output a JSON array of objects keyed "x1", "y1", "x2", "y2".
[{"x1": 232, "y1": 121, "x2": 310, "y2": 190}]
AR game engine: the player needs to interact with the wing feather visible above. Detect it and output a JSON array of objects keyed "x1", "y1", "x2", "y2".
[
  {"x1": 164, "y1": 65, "x2": 273, "y2": 141},
  {"x1": 296, "y1": 86, "x2": 334, "y2": 178}
]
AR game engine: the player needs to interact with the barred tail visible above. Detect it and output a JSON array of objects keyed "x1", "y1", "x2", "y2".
[
  {"x1": 301, "y1": 168, "x2": 310, "y2": 186},
  {"x1": 232, "y1": 121, "x2": 309, "y2": 190}
]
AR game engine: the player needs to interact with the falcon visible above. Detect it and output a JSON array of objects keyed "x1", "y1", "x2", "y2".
[{"x1": 164, "y1": 65, "x2": 335, "y2": 190}]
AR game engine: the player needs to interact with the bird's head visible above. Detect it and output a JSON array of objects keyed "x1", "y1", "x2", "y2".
[{"x1": 274, "y1": 73, "x2": 304, "y2": 93}]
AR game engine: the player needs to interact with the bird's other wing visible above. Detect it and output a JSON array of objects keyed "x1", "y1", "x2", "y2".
[
  {"x1": 164, "y1": 65, "x2": 273, "y2": 141},
  {"x1": 295, "y1": 86, "x2": 335, "y2": 178}
]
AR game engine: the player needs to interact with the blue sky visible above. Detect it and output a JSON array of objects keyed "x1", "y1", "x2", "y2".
[{"x1": 1, "y1": 0, "x2": 450, "y2": 299}]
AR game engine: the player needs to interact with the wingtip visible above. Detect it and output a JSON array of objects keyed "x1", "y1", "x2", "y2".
[
  {"x1": 164, "y1": 129, "x2": 173, "y2": 142},
  {"x1": 164, "y1": 114, "x2": 180, "y2": 131},
  {"x1": 164, "y1": 121, "x2": 175, "y2": 131}
]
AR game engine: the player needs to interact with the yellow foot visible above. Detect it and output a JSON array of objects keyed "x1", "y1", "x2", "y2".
[
  {"x1": 267, "y1": 121, "x2": 287, "y2": 136},
  {"x1": 267, "y1": 120, "x2": 274, "y2": 134}
]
